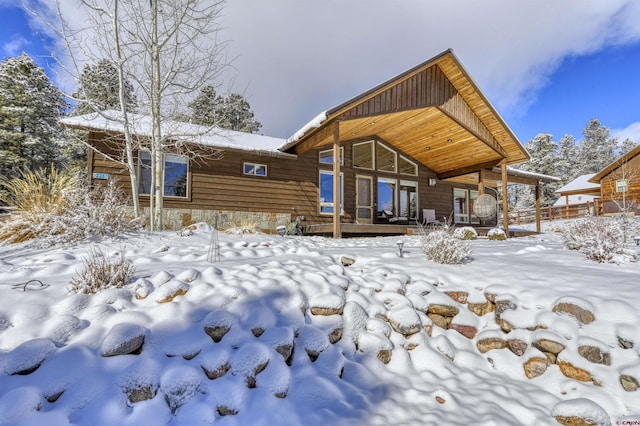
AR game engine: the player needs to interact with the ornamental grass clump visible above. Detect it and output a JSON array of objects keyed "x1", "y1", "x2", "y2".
[
  {"x1": 69, "y1": 245, "x2": 136, "y2": 294},
  {"x1": 418, "y1": 223, "x2": 472, "y2": 264},
  {"x1": 0, "y1": 167, "x2": 137, "y2": 247}
]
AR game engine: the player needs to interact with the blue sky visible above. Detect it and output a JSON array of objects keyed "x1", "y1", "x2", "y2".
[{"x1": 2, "y1": 1, "x2": 640, "y2": 147}]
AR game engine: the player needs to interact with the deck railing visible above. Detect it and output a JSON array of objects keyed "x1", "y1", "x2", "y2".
[{"x1": 509, "y1": 200, "x2": 603, "y2": 225}]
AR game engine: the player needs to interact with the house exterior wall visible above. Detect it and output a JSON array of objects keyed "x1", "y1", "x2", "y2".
[
  {"x1": 599, "y1": 153, "x2": 640, "y2": 215},
  {"x1": 87, "y1": 131, "x2": 476, "y2": 231}
]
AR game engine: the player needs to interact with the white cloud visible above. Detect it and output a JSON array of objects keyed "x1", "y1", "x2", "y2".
[
  {"x1": 22, "y1": 0, "x2": 640, "y2": 138},
  {"x1": 3, "y1": 34, "x2": 31, "y2": 56},
  {"x1": 612, "y1": 122, "x2": 640, "y2": 144}
]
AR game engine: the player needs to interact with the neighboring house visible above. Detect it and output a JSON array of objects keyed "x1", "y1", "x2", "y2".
[
  {"x1": 554, "y1": 173, "x2": 601, "y2": 215},
  {"x1": 589, "y1": 144, "x2": 640, "y2": 215},
  {"x1": 61, "y1": 49, "x2": 557, "y2": 236}
]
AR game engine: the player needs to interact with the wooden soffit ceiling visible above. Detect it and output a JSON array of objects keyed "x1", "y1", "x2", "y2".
[{"x1": 286, "y1": 49, "x2": 529, "y2": 177}]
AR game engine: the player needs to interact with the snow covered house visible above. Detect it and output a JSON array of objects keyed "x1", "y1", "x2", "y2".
[
  {"x1": 61, "y1": 49, "x2": 557, "y2": 236},
  {"x1": 554, "y1": 173, "x2": 601, "y2": 215},
  {"x1": 589, "y1": 143, "x2": 640, "y2": 215}
]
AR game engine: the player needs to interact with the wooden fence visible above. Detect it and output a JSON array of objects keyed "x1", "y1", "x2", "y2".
[{"x1": 509, "y1": 200, "x2": 603, "y2": 225}]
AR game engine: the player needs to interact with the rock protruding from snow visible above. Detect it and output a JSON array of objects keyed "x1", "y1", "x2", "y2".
[
  {"x1": 386, "y1": 304, "x2": 422, "y2": 336},
  {"x1": 203, "y1": 310, "x2": 239, "y2": 343},
  {"x1": 199, "y1": 346, "x2": 231, "y2": 380},
  {"x1": 153, "y1": 279, "x2": 189, "y2": 303},
  {"x1": 620, "y1": 374, "x2": 639, "y2": 392},
  {"x1": 551, "y1": 398, "x2": 611, "y2": 426},
  {"x1": 100, "y1": 323, "x2": 147, "y2": 357},
  {"x1": 160, "y1": 366, "x2": 204, "y2": 414},
  {"x1": 117, "y1": 358, "x2": 161, "y2": 403},
  {"x1": 477, "y1": 337, "x2": 508, "y2": 353},
  {"x1": 552, "y1": 298, "x2": 596, "y2": 324},
  {"x1": 230, "y1": 342, "x2": 271, "y2": 387},
  {"x1": 297, "y1": 325, "x2": 330, "y2": 362},
  {"x1": 522, "y1": 348, "x2": 550, "y2": 379},
  {"x1": 310, "y1": 293, "x2": 345, "y2": 316},
  {"x1": 2, "y1": 338, "x2": 57, "y2": 375},
  {"x1": 578, "y1": 345, "x2": 610, "y2": 366},
  {"x1": 0, "y1": 386, "x2": 43, "y2": 424}
]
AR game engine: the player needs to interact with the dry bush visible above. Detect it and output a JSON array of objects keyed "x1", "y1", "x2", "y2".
[
  {"x1": 418, "y1": 224, "x2": 472, "y2": 264},
  {"x1": 0, "y1": 168, "x2": 137, "y2": 247},
  {"x1": 224, "y1": 217, "x2": 260, "y2": 234},
  {"x1": 69, "y1": 246, "x2": 136, "y2": 294},
  {"x1": 562, "y1": 216, "x2": 636, "y2": 263}
]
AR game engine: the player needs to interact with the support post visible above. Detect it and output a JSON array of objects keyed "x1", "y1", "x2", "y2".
[
  {"x1": 501, "y1": 161, "x2": 509, "y2": 235},
  {"x1": 535, "y1": 184, "x2": 541, "y2": 234},
  {"x1": 332, "y1": 121, "x2": 341, "y2": 238}
]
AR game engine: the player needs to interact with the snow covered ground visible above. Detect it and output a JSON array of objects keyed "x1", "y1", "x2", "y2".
[{"x1": 0, "y1": 223, "x2": 639, "y2": 425}]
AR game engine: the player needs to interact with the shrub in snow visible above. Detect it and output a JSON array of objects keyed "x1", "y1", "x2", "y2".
[
  {"x1": 487, "y1": 228, "x2": 507, "y2": 240},
  {"x1": 160, "y1": 366, "x2": 205, "y2": 414},
  {"x1": 419, "y1": 227, "x2": 472, "y2": 264},
  {"x1": 562, "y1": 216, "x2": 636, "y2": 263},
  {"x1": 453, "y1": 226, "x2": 477, "y2": 240},
  {"x1": 69, "y1": 246, "x2": 136, "y2": 294},
  {"x1": 0, "y1": 168, "x2": 138, "y2": 247}
]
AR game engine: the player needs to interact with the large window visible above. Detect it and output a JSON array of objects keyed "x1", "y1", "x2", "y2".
[
  {"x1": 470, "y1": 190, "x2": 480, "y2": 224},
  {"x1": 399, "y1": 181, "x2": 418, "y2": 219},
  {"x1": 138, "y1": 151, "x2": 188, "y2": 198},
  {"x1": 399, "y1": 155, "x2": 417, "y2": 176},
  {"x1": 453, "y1": 188, "x2": 469, "y2": 223},
  {"x1": 319, "y1": 147, "x2": 344, "y2": 165},
  {"x1": 377, "y1": 177, "x2": 396, "y2": 214},
  {"x1": 376, "y1": 142, "x2": 397, "y2": 173},
  {"x1": 319, "y1": 171, "x2": 344, "y2": 215},
  {"x1": 353, "y1": 141, "x2": 374, "y2": 169}
]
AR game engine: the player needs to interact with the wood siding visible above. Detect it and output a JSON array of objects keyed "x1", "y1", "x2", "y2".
[
  {"x1": 599, "y1": 153, "x2": 640, "y2": 215},
  {"x1": 87, "y1": 132, "x2": 472, "y2": 227}
]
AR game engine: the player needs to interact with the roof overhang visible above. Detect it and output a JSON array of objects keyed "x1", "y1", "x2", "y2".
[
  {"x1": 590, "y1": 143, "x2": 640, "y2": 182},
  {"x1": 282, "y1": 49, "x2": 530, "y2": 178}
]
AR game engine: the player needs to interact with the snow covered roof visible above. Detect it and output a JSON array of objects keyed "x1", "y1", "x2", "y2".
[
  {"x1": 590, "y1": 143, "x2": 640, "y2": 182},
  {"x1": 61, "y1": 111, "x2": 293, "y2": 158},
  {"x1": 279, "y1": 111, "x2": 327, "y2": 151},
  {"x1": 497, "y1": 167, "x2": 560, "y2": 183},
  {"x1": 555, "y1": 173, "x2": 600, "y2": 194},
  {"x1": 552, "y1": 194, "x2": 598, "y2": 206}
]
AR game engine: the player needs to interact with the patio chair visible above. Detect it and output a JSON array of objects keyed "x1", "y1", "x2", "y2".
[
  {"x1": 382, "y1": 209, "x2": 408, "y2": 225},
  {"x1": 421, "y1": 209, "x2": 440, "y2": 226}
]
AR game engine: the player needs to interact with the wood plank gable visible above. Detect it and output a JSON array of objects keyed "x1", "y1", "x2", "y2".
[{"x1": 285, "y1": 49, "x2": 528, "y2": 178}]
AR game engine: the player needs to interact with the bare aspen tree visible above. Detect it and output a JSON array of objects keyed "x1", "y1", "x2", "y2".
[{"x1": 28, "y1": 0, "x2": 228, "y2": 230}]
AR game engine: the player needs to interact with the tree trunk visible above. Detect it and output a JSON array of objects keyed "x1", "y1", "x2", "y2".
[
  {"x1": 150, "y1": 0, "x2": 163, "y2": 231},
  {"x1": 113, "y1": 0, "x2": 140, "y2": 222}
]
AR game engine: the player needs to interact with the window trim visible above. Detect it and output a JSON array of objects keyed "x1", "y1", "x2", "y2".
[
  {"x1": 243, "y1": 162, "x2": 268, "y2": 177},
  {"x1": 138, "y1": 150, "x2": 190, "y2": 199},
  {"x1": 399, "y1": 155, "x2": 418, "y2": 176},
  {"x1": 399, "y1": 180, "x2": 419, "y2": 220},
  {"x1": 319, "y1": 170, "x2": 344, "y2": 215},
  {"x1": 376, "y1": 141, "x2": 397, "y2": 173},
  {"x1": 453, "y1": 188, "x2": 469, "y2": 223},
  {"x1": 319, "y1": 147, "x2": 344, "y2": 165},
  {"x1": 352, "y1": 140, "x2": 375, "y2": 170}
]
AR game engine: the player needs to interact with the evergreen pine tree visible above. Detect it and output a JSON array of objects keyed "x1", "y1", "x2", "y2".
[
  {"x1": 72, "y1": 59, "x2": 136, "y2": 115},
  {"x1": 557, "y1": 134, "x2": 578, "y2": 183},
  {"x1": 576, "y1": 119, "x2": 618, "y2": 174},
  {"x1": 517, "y1": 133, "x2": 560, "y2": 206},
  {"x1": 188, "y1": 87, "x2": 262, "y2": 133},
  {"x1": 0, "y1": 53, "x2": 67, "y2": 178}
]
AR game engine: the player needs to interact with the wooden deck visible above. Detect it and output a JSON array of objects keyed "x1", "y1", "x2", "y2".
[{"x1": 304, "y1": 223, "x2": 537, "y2": 238}]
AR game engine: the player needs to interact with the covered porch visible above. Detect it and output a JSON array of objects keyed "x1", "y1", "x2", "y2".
[{"x1": 281, "y1": 49, "x2": 550, "y2": 237}]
